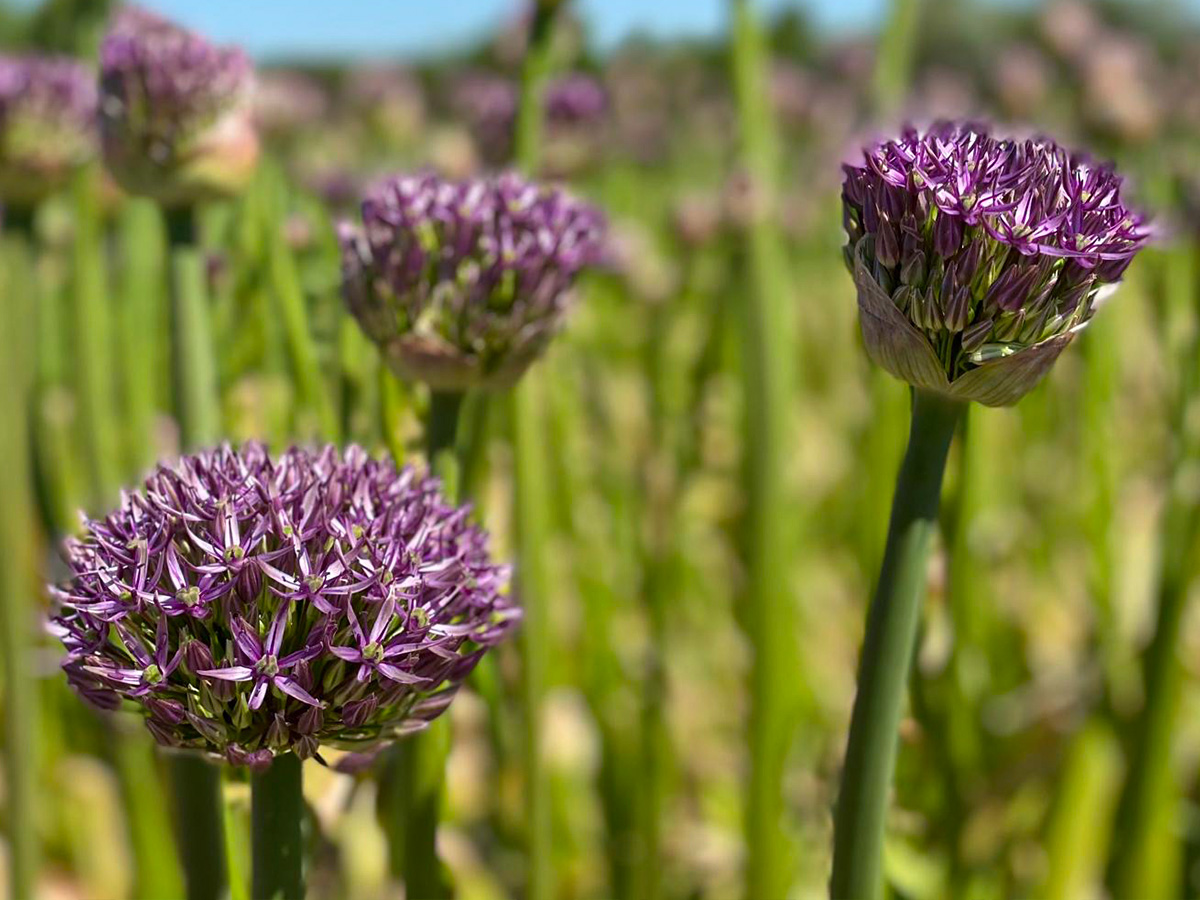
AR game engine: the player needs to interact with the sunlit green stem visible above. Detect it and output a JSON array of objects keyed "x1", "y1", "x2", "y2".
[
  {"x1": 165, "y1": 206, "x2": 229, "y2": 900},
  {"x1": 0, "y1": 216, "x2": 40, "y2": 900},
  {"x1": 1108, "y1": 246, "x2": 1200, "y2": 900},
  {"x1": 728, "y1": 1, "x2": 798, "y2": 897},
  {"x1": 118, "y1": 200, "x2": 166, "y2": 474},
  {"x1": 831, "y1": 389, "x2": 963, "y2": 900},
  {"x1": 251, "y1": 753, "x2": 304, "y2": 900},
  {"x1": 72, "y1": 170, "x2": 122, "y2": 507},
  {"x1": 387, "y1": 389, "x2": 464, "y2": 900},
  {"x1": 511, "y1": 4, "x2": 562, "y2": 899}
]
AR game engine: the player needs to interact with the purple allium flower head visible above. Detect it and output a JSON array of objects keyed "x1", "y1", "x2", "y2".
[
  {"x1": 544, "y1": 74, "x2": 607, "y2": 125},
  {"x1": 453, "y1": 72, "x2": 605, "y2": 166},
  {"x1": 99, "y1": 6, "x2": 259, "y2": 205},
  {"x1": 49, "y1": 443, "x2": 518, "y2": 766},
  {"x1": 0, "y1": 55, "x2": 97, "y2": 205},
  {"x1": 339, "y1": 171, "x2": 606, "y2": 390},
  {"x1": 842, "y1": 121, "x2": 1151, "y2": 406}
]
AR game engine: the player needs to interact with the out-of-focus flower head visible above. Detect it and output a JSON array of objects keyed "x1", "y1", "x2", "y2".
[
  {"x1": 339, "y1": 171, "x2": 606, "y2": 391},
  {"x1": 451, "y1": 73, "x2": 517, "y2": 166},
  {"x1": 992, "y1": 44, "x2": 1051, "y2": 120},
  {"x1": 1040, "y1": 0, "x2": 1101, "y2": 63},
  {"x1": 254, "y1": 70, "x2": 329, "y2": 137},
  {"x1": 344, "y1": 65, "x2": 425, "y2": 143},
  {"x1": 544, "y1": 73, "x2": 607, "y2": 125},
  {"x1": 99, "y1": 6, "x2": 259, "y2": 206},
  {"x1": 50, "y1": 443, "x2": 518, "y2": 769},
  {"x1": 1081, "y1": 31, "x2": 1163, "y2": 144},
  {"x1": 0, "y1": 55, "x2": 97, "y2": 206},
  {"x1": 842, "y1": 121, "x2": 1150, "y2": 406}
]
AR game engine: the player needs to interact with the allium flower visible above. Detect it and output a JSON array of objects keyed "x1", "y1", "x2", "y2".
[
  {"x1": 49, "y1": 443, "x2": 518, "y2": 768},
  {"x1": 339, "y1": 171, "x2": 605, "y2": 390},
  {"x1": 452, "y1": 72, "x2": 606, "y2": 166},
  {"x1": 842, "y1": 122, "x2": 1150, "y2": 406},
  {"x1": 99, "y1": 6, "x2": 259, "y2": 206},
  {"x1": 0, "y1": 56, "x2": 96, "y2": 206}
]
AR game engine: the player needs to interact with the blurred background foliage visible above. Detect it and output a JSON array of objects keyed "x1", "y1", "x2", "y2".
[{"x1": 4, "y1": 0, "x2": 1200, "y2": 898}]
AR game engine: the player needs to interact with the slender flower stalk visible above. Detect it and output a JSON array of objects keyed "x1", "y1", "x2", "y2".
[
  {"x1": 251, "y1": 752, "x2": 304, "y2": 900},
  {"x1": 728, "y1": 1, "x2": 797, "y2": 897},
  {"x1": 513, "y1": 7, "x2": 567, "y2": 895},
  {"x1": 0, "y1": 193, "x2": 40, "y2": 900},
  {"x1": 1107, "y1": 246, "x2": 1200, "y2": 900},
  {"x1": 831, "y1": 122, "x2": 1148, "y2": 899},
  {"x1": 49, "y1": 443, "x2": 519, "y2": 900},
  {"x1": 831, "y1": 390, "x2": 963, "y2": 899},
  {"x1": 340, "y1": 161, "x2": 602, "y2": 898}
]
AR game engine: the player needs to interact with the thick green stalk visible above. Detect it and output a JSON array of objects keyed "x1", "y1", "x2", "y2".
[
  {"x1": 0, "y1": 222, "x2": 40, "y2": 900},
  {"x1": 511, "y1": 5, "x2": 560, "y2": 899},
  {"x1": 831, "y1": 389, "x2": 963, "y2": 900},
  {"x1": 116, "y1": 730, "x2": 185, "y2": 899},
  {"x1": 1107, "y1": 247, "x2": 1199, "y2": 900},
  {"x1": 387, "y1": 389, "x2": 464, "y2": 900},
  {"x1": 729, "y1": 1, "x2": 797, "y2": 897},
  {"x1": 170, "y1": 756, "x2": 227, "y2": 900},
  {"x1": 1042, "y1": 722, "x2": 1121, "y2": 900},
  {"x1": 268, "y1": 213, "x2": 340, "y2": 441},
  {"x1": 72, "y1": 170, "x2": 122, "y2": 507},
  {"x1": 510, "y1": 377, "x2": 554, "y2": 900},
  {"x1": 251, "y1": 753, "x2": 304, "y2": 900},
  {"x1": 378, "y1": 366, "x2": 408, "y2": 466},
  {"x1": 165, "y1": 206, "x2": 229, "y2": 900},
  {"x1": 118, "y1": 200, "x2": 166, "y2": 474},
  {"x1": 168, "y1": 208, "x2": 221, "y2": 449},
  {"x1": 870, "y1": 0, "x2": 924, "y2": 116}
]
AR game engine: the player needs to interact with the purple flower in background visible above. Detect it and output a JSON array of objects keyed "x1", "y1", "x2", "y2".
[
  {"x1": 842, "y1": 121, "x2": 1150, "y2": 406},
  {"x1": 339, "y1": 171, "x2": 606, "y2": 390},
  {"x1": 50, "y1": 443, "x2": 518, "y2": 766},
  {"x1": 99, "y1": 5, "x2": 259, "y2": 205},
  {"x1": 544, "y1": 74, "x2": 607, "y2": 125},
  {"x1": 452, "y1": 71, "x2": 605, "y2": 166},
  {"x1": 0, "y1": 55, "x2": 96, "y2": 205}
]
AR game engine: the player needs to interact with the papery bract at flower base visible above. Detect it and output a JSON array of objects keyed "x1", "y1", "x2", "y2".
[
  {"x1": 842, "y1": 121, "x2": 1150, "y2": 406},
  {"x1": 339, "y1": 171, "x2": 606, "y2": 390},
  {"x1": 49, "y1": 443, "x2": 519, "y2": 768},
  {"x1": 99, "y1": 6, "x2": 259, "y2": 206},
  {"x1": 0, "y1": 56, "x2": 96, "y2": 206}
]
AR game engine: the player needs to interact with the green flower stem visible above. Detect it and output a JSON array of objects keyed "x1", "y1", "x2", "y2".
[
  {"x1": 165, "y1": 205, "x2": 229, "y2": 900},
  {"x1": 511, "y1": 5, "x2": 560, "y2": 899},
  {"x1": 386, "y1": 389, "x2": 465, "y2": 900},
  {"x1": 831, "y1": 389, "x2": 964, "y2": 900},
  {"x1": 72, "y1": 170, "x2": 122, "y2": 508},
  {"x1": 267, "y1": 208, "x2": 340, "y2": 442},
  {"x1": 0, "y1": 219, "x2": 40, "y2": 900},
  {"x1": 167, "y1": 207, "x2": 221, "y2": 449},
  {"x1": 870, "y1": 0, "x2": 924, "y2": 116},
  {"x1": 251, "y1": 752, "x2": 304, "y2": 900},
  {"x1": 1108, "y1": 246, "x2": 1200, "y2": 900},
  {"x1": 116, "y1": 730, "x2": 185, "y2": 899},
  {"x1": 729, "y1": 1, "x2": 798, "y2": 897},
  {"x1": 118, "y1": 200, "x2": 166, "y2": 474},
  {"x1": 170, "y1": 756, "x2": 227, "y2": 900},
  {"x1": 511, "y1": 376, "x2": 554, "y2": 900},
  {"x1": 428, "y1": 390, "x2": 465, "y2": 494}
]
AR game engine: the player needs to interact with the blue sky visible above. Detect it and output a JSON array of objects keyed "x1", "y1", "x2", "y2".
[{"x1": 60, "y1": 0, "x2": 895, "y2": 60}]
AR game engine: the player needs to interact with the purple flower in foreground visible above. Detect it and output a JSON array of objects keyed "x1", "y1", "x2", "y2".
[
  {"x1": 0, "y1": 55, "x2": 96, "y2": 205},
  {"x1": 50, "y1": 443, "x2": 518, "y2": 766},
  {"x1": 842, "y1": 121, "x2": 1151, "y2": 405},
  {"x1": 339, "y1": 171, "x2": 605, "y2": 390},
  {"x1": 99, "y1": 6, "x2": 259, "y2": 205}
]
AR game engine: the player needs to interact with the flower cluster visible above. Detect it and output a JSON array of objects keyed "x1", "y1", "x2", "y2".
[
  {"x1": 50, "y1": 443, "x2": 518, "y2": 769},
  {"x1": 842, "y1": 121, "x2": 1150, "y2": 405},
  {"x1": 453, "y1": 72, "x2": 606, "y2": 165},
  {"x1": 339, "y1": 171, "x2": 606, "y2": 390},
  {"x1": 0, "y1": 55, "x2": 96, "y2": 205},
  {"x1": 99, "y1": 6, "x2": 258, "y2": 205}
]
